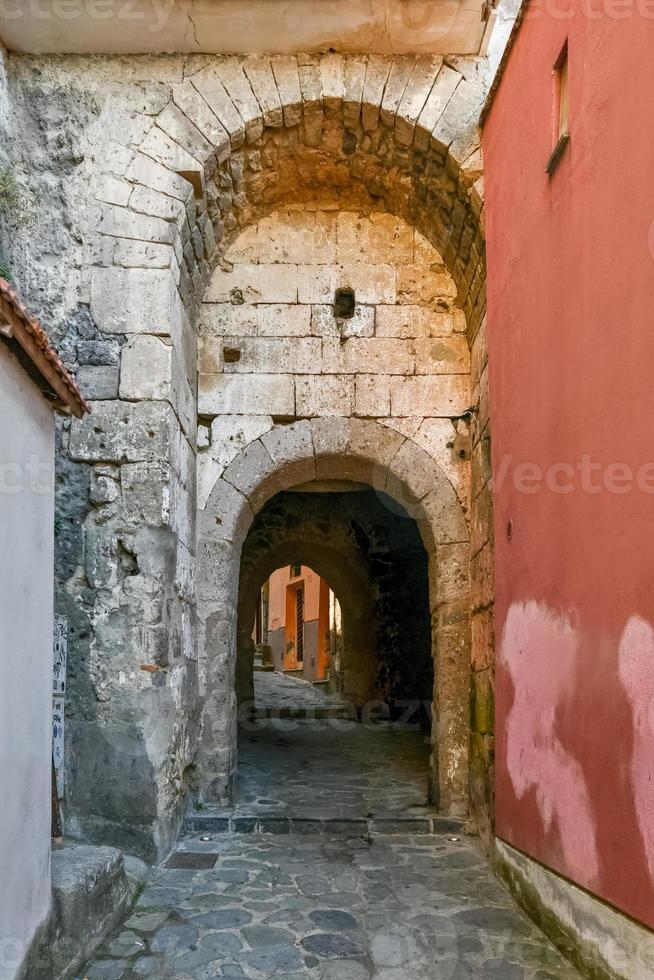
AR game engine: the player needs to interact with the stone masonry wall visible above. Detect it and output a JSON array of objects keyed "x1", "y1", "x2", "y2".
[
  {"x1": 195, "y1": 208, "x2": 475, "y2": 815},
  {"x1": 0, "y1": 52, "x2": 494, "y2": 855},
  {"x1": 197, "y1": 207, "x2": 472, "y2": 509}
]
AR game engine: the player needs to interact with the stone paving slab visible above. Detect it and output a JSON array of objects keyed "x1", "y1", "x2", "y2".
[
  {"x1": 81, "y1": 833, "x2": 582, "y2": 979},
  {"x1": 213, "y1": 719, "x2": 433, "y2": 818}
]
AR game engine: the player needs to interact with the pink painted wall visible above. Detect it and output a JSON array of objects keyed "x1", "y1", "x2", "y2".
[{"x1": 483, "y1": 8, "x2": 654, "y2": 928}]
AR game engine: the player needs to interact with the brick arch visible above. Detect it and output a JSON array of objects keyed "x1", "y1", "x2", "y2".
[{"x1": 197, "y1": 418, "x2": 471, "y2": 816}]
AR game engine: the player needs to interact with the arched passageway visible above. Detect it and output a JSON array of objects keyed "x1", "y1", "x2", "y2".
[
  {"x1": 236, "y1": 488, "x2": 431, "y2": 715},
  {"x1": 63, "y1": 54, "x2": 493, "y2": 858},
  {"x1": 229, "y1": 484, "x2": 435, "y2": 818},
  {"x1": 197, "y1": 416, "x2": 470, "y2": 817}
]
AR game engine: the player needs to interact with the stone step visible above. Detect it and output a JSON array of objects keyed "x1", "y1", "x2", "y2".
[{"x1": 185, "y1": 810, "x2": 464, "y2": 837}]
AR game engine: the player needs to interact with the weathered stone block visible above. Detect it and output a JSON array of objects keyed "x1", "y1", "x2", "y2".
[
  {"x1": 119, "y1": 335, "x2": 173, "y2": 400},
  {"x1": 206, "y1": 264, "x2": 298, "y2": 304},
  {"x1": 271, "y1": 56, "x2": 303, "y2": 127},
  {"x1": 198, "y1": 336, "x2": 225, "y2": 374},
  {"x1": 196, "y1": 537, "x2": 240, "y2": 604},
  {"x1": 336, "y1": 212, "x2": 413, "y2": 264},
  {"x1": 84, "y1": 523, "x2": 118, "y2": 590},
  {"x1": 257, "y1": 304, "x2": 312, "y2": 337},
  {"x1": 470, "y1": 539, "x2": 494, "y2": 612},
  {"x1": 127, "y1": 152, "x2": 194, "y2": 203},
  {"x1": 414, "y1": 63, "x2": 461, "y2": 151},
  {"x1": 395, "y1": 55, "x2": 443, "y2": 146},
  {"x1": 190, "y1": 69, "x2": 246, "y2": 147},
  {"x1": 355, "y1": 375, "x2": 391, "y2": 417},
  {"x1": 414, "y1": 336, "x2": 470, "y2": 374},
  {"x1": 471, "y1": 669, "x2": 494, "y2": 735},
  {"x1": 172, "y1": 82, "x2": 231, "y2": 158},
  {"x1": 200, "y1": 477, "x2": 253, "y2": 546},
  {"x1": 376, "y1": 305, "x2": 456, "y2": 339},
  {"x1": 311, "y1": 303, "x2": 374, "y2": 338},
  {"x1": 261, "y1": 419, "x2": 313, "y2": 467},
  {"x1": 90, "y1": 268, "x2": 181, "y2": 336},
  {"x1": 99, "y1": 203, "x2": 177, "y2": 246},
  {"x1": 390, "y1": 376, "x2": 470, "y2": 417},
  {"x1": 361, "y1": 55, "x2": 392, "y2": 131},
  {"x1": 243, "y1": 58, "x2": 284, "y2": 128},
  {"x1": 380, "y1": 55, "x2": 417, "y2": 128},
  {"x1": 471, "y1": 608, "x2": 495, "y2": 673},
  {"x1": 69, "y1": 401, "x2": 175, "y2": 464},
  {"x1": 397, "y1": 264, "x2": 457, "y2": 305},
  {"x1": 77, "y1": 365, "x2": 120, "y2": 400},
  {"x1": 295, "y1": 375, "x2": 354, "y2": 417},
  {"x1": 471, "y1": 480, "x2": 493, "y2": 556},
  {"x1": 297, "y1": 264, "x2": 396, "y2": 305},
  {"x1": 198, "y1": 374, "x2": 294, "y2": 415},
  {"x1": 222, "y1": 337, "x2": 321, "y2": 374},
  {"x1": 113, "y1": 240, "x2": 177, "y2": 270},
  {"x1": 121, "y1": 461, "x2": 172, "y2": 526},
  {"x1": 201, "y1": 304, "x2": 258, "y2": 337},
  {"x1": 256, "y1": 210, "x2": 337, "y2": 265},
  {"x1": 209, "y1": 415, "x2": 275, "y2": 472},
  {"x1": 436, "y1": 542, "x2": 471, "y2": 602},
  {"x1": 77, "y1": 340, "x2": 120, "y2": 367},
  {"x1": 322, "y1": 337, "x2": 415, "y2": 375}
]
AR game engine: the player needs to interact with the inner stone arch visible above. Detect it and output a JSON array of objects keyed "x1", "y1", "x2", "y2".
[
  {"x1": 197, "y1": 411, "x2": 471, "y2": 818},
  {"x1": 236, "y1": 487, "x2": 432, "y2": 713}
]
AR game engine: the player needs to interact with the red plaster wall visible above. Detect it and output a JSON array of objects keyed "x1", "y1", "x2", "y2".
[{"x1": 483, "y1": 5, "x2": 654, "y2": 928}]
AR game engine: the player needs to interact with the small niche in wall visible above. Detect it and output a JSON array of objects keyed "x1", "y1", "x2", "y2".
[{"x1": 334, "y1": 287, "x2": 356, "y2": 319}]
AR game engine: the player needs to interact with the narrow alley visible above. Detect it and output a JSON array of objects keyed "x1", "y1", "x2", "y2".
[
  {"x1": 2, "y1": 8, "x2": 654, "y2": 980},
  {"x1": 80, "y1": 678, "x2": 580, "y2": 980}
]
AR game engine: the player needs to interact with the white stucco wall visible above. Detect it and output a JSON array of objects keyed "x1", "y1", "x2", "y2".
[{"x1": 0, "y1": 345, "x2": 54, "y2": 980}]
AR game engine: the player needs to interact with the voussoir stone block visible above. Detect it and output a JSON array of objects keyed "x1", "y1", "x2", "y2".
[
  {"x1": 260, "y1": 419, "x2": 314, "y2": 467},
  {"x1": 200, "y1": 477, "x2": 253, "y2": 547}
]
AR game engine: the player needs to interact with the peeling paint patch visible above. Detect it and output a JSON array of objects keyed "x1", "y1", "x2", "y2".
[
  {"x1": 618, "y1": 616, "x2": 654, "y2": 884},
  {"x1": 501, "y1": 600, "x2": 600, "y2": 885}
]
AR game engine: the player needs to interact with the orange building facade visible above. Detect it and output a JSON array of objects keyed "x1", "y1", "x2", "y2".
[{"x1": 255, "y1": 566, "x2": 332, "y2": 684}]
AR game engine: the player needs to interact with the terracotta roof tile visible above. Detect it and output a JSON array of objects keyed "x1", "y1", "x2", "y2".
[{"x1": 0, "y1": 278, "x2": 90, "y2": 417}]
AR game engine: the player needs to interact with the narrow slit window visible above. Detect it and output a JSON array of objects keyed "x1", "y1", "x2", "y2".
[
  {"x1": 546, "y1": 41, "x2": 570, "y2": 175},
  {"x1": 556, "y1": 44, "x2": 569, "y2": 141}
]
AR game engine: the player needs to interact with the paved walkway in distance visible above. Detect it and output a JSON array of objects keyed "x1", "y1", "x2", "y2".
[
  {"x1": 253, "y1": 671, "x2": 346, "y2": 713},
  {"x1": 82, "y1": 832, "x2": 581, "y2": 979}
]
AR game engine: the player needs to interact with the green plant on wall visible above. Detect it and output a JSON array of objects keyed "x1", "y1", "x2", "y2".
[
  {"x1": 0, "y1": 164, "x2": 37, "y2": 280},
  {"x1": 0, "y1": 165, "x2": 22, "y2": 215}
]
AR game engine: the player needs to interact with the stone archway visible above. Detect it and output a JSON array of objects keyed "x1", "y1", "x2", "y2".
[
  {"x1": 235, "y1": 486, "x2": 432, "y2": 715},
  {"x1": 197, "y1": 417, "x2": 470, "y2": 816},
  {"x1": 65, "y1": 54, "x2": 493, "y2": 858}
]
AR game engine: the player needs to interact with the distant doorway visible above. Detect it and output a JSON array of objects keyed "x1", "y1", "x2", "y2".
[{"x1": 255, "y1": 564, "x2": 337, "y2": 686}]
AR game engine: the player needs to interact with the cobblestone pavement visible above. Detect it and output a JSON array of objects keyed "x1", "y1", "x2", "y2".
[
  {"x1": 232, "y1": 719, "x2": 432, "y2": 816},
  {"x1": 82, "y1": 833, "x2": 581, "y2": 979},
  {"x1": 253, "y1": 672, "x2": 346, "y2": 712}
]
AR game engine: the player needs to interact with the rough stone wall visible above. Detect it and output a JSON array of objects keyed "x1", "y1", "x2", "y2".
[
  {"x1": 197, "y1": 207, "x2": 472, "y2": 507},
  {"x1": 0, "y1": 51, "x2": 493, "y2": 855}
]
